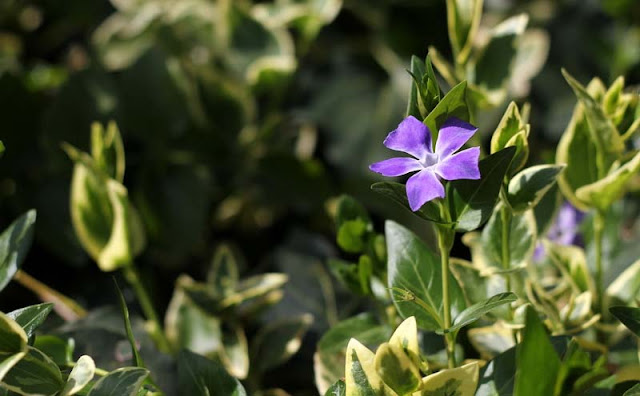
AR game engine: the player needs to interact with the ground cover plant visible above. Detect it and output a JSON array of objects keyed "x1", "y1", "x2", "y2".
[{"x1": 0, "y1": 0, "x2": 640, "y2": 395}]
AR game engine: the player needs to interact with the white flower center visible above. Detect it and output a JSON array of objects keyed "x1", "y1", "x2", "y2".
[{"x1": 420, "y1": 152, "x2": 439, "y2": 168}]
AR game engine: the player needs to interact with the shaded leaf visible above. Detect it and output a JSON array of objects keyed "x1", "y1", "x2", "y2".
[
  {"x1": 0, "y1": 210, "x2": 37, "y2": 293},
  {"x1": 177, "y1": 350, "x2": 246, "y2": 396},
  {"x1": 7, "y1": 303, "x2": 54, "y2": 339},
  {"x1": 445, "y1": 292, "x2": 517, "y2": 334},
  {"x1": 87, "y1": 367, "x2": 149, "y2": 396}
]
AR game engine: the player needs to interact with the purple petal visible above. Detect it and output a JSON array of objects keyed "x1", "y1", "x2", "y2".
[
  {"x1": 406, "y1": 169, "x2": 445, "y2": 211},
  {"x1": 435, "y1": 117, "x2": 478, "y2": 158},
  {"x1": 369, "y1": 157, "x2": 423, "y2": 177},
  {"x1": 383, "y1": 116, "x2": 433, "y2": 159},
  {"x1": 435, "y1": 147, "x2": 480, "y2": 180}
]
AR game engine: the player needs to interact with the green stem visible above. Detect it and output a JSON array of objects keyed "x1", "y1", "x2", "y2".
[
  {"x1": 14, "y1": 270, "x2": 87, "y2": 320},
  {"x1": 593, "y1": 210, "x2": 606, "y2": 320},
  {"x1": 122, "y1": 265, "x2": 171, "y2": 353},
  {"x1": 437, "y1": 226, "x2": 456, "y2": 368},
  {"x1": 500, "y1": 205, "x2": 512, "y2": 292}
]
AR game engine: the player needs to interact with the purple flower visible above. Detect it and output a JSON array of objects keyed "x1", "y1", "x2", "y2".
[
  {"x1": 369, "y1": 116, "x2": 481, "y2": 211},
  {"x1": 534, "y1": 202, "x2": 584, "y2": 260}
]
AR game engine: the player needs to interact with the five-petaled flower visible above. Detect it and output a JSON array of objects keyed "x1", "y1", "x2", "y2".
[{"x1": 370, "y1": 116, "x2": 481, "y2": 211}]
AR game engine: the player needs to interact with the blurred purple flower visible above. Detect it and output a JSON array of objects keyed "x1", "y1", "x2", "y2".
[
  {"x1": 369, "y1": 116, "x2": 480, "y2": 211},
  {"x1": 534, "y1": 201, "x2": 585, "y2": 260}
]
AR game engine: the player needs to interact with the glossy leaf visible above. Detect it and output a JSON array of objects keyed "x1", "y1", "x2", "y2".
[
  {"x1": 33, "y1": 336, "x2": 74, "y2": 367},
  {"x1": 374, "y1": 317, "x2": 422, "y2": 395},
  {"x1": 513, "y1": 306, "x2": 560, "y2": 396},
  {"x1": 386, "y1": 221, "x2": 465, "y2": 331},
  {"x1": 423, "y1": 81, "x2": 470, "y2": 138},
  {"x1": 0, "y1": 352, "x2": 26, "y2": 383},
  {"x1": 446, "y1": 292, "x2": 517, "y2": 334},
  {"x1": 60, "y1": 355, "x2": 95, "y2": 396},
  {"x1": 324, "y1": 380, "x2": 346, "y2": 396},
  {"x1": 177, "y1": 350, "x2": 247, "y2": 396},
  {"x1": 476, "y1": 345, "x2": 516, "y2": 395},
  {"x1": 370, "y1": 182, "x2": 447, "y2": 224},
  {"x1": 607, "y1": 259, "x2": 640, "y2": 304},
  {"x1": 610, "y1": 306, "x2": 640, "y2": 337},
  {"x1": 0, "y1": 210, "x2": 37, "y2": 293},
  {"x1": 6, "y1": 303, "x2": 54, "y2": 340},
  {"x1": 508, "y1": 165, "x2": 565, "y2": 212},
  {"x1": 449, "y1": 147, "x2": 516, "y2": 232},
  {"x1": 1, "y1": 346, "x2": 64, "y2": 396},
  {"x1": 87, "y1": 367, "x2": 149, "y2": 396}
]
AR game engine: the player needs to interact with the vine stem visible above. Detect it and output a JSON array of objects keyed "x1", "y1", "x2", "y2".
[
  {"x1": 121, "y1": 264, "x2": 172, "y2": 353},
  {"x1": 593, "y1": 210, "x2": 606, "y2": 320},
  {"x1": 437, "y1": 225, "x2": 456, "y2": 368},
  {"x1": 13, "y1": 270, "x2": 87, "y2": 320}
]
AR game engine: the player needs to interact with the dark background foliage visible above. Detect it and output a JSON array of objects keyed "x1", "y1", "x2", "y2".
[{"x1": 0, "y1": 0, "x2": 639, "y2": 393}]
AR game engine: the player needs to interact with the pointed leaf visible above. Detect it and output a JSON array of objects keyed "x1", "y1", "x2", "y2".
[
  {"x1": 513, "y1": 306, "x2": 560, "y2": 396},
  {"x1": 386, "y1": 221, "x2": 465, "y2": 331},
  {"x1": 370, "y1": 182, "x2": 448, "y2": 224},
  {"x1": 87, "y1": 367, "x2": 149, "y2": 396},
  {"x1": 449, "y1": 147, "x2": 516, "y2": 232},
  {"x1": 423, "y1": 81, "x2": 470, "y2": 138},
  {"x1": 610, "y1": 306, "x2": 640, "y2": 337},
  {"x1": 7, "y1": 303, "x2": 54, "y2": 339},
  {"x1": 507, "y1": 165, "x2": 564, "y2": 212},
  {"x1": 325, "y1": 380, "x2": 346, "y2": 396},
  {"x1": 177, "y1": 350, "x2": 247, "y2": 396},
  {"x1": 0, "y1": 210, "x2": 37, "y2": 292},
  {"x1": 446, "y1": 292, "x2": 517, "y2": 334},
  {"x1": 1, "y1": 346, "x2": 64, "y2": 396},
  {"x1": 251, "y1": 314, "x2": 313, "y2": 373},
  {"x1": 114, "y1": 279, "x2": 144, "y2": 367},
  {"x1": 60, "y1": 355, "x2": 95, "y2": 396},
  {"x1": 344, "y1": 339, "x2": 394, "y2": 396},
  {"x1": 207, "y1": 244, "x2": 240, "y2": 296},
  {"x1": 480, "y1": 205, "x2": 537, "y2": 270}
]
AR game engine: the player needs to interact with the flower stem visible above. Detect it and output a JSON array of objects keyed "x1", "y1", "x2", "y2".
[
  {"x1": 593, "y1": 210, "x2": 606, "y2": 320},
  {"x1": 437, "y1": 225, "x2": 456, "y2": 368},
  {"x1": 13, "y1": 270, "x2": 87, "y2": 320},
  {"x1": 500, "y1": 205, "x2": 512, "y2": 291},
  {"x1": 121, "y1": 264, "x2": 171, "y2": 353}
]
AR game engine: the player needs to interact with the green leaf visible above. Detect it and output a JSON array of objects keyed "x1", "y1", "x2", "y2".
[
  {"x1": 423, "y1": 81, "x2": 470, "y2": 138},
  {"x1": 2, "y1": 346, "x2": 64, "y2": 396},
  {"x1": 114, "y1": 279, "x2": 144, "y2": 368},
  {"x1": 507, "y1": 165, "x2": 565, "y2": 212},
  {"x1": 624, "y1": 383, "x2": 640, "y2": 396},
  {"x1": 0, "y1": 352, "x2": 26, "y2": 383},
  {"x1": 446, "y1": 0, "x2": 483, "y2": 63},
  {"x1": 449, "y1": 147, "x2": 516, "y2": 232},
  {"x1": 490, "y1": 102, "x2": 525, "y2": 154},
  {"x1": 544, "y1": 241, "x2": 593, "y2": 294},
  {"x1": 556, "y1": 105, "x2": 601, "y2": 211},
  {"x1": 165, "y1": 278, "x2": 222, "y2": 358},
  {"x1": 315, "y1": 314, "x2": 390, "y2": 395},
  {"x1": 513, "y1": 306, "x2": 560, "y2": 396},
  {"x1": 177, "y1": 350, "x2": 247, "y2": 396},
  {"x1": 207, "y1": 244, "x2": 240, "y2": 296},
  {"x1": 480, "y1": 204, "x2": 537, "y2": 270},
  {"x1": 445, "y1": 292, "x2": 517, "y2": 334},
  {"x1": 90, "y1": 121, "x2": 125, "y2": 183},
  {"x1": 415, "y1": 362, "x2": 480, "y2": 396},
  {"x1": 33, "y1": 336, "x2": 74, "y2": 367},
  {"x1": 327, "y1": 258, "x2": 364, "y2": 295},
  {"x1": 87, "y1": 367, "x2": 149, "y2": 396},
  {"x1": 6, "y1": 303, "x2": 54, "y2": 339},
  {"x1": 0, "y1": 313, "x2": 27, "y2": 354},
  {"x1": 475, "y1": 344, "x2": 516, "y2": 395},
  {"x1": 324, "y1": 380, "x2": 346, "y2": 396},
  {"x1": 474, "y1": 14, "x2": 529, "y2": 106},
  {"x1": 370, "y1": 182, "x2": 448, "y2": 224},
  {"x1": 219, "y1": 324, "x2": 249, "y2": 379},
  {"x1": 251, "y1": 314, "x2": 313, "y2": 373},
  {"x1": 345, "y1": 339, "x2": 395, "y2": 396},
  {"x1": 337, "y1": 220, "x2": 369, "y2": 253},
  {"x1": 575, "y1": 150, "x2": 640, "y2": 211},
  {"x1": 0, "y1": 210, "x2": 37, "y2": 293},
  {"x1": 219, "y1": 273, "x2": 288, "y2": 309},
  {"x1": 334, "y1": 195, "x2": 371, "y2": 230},
  {"x1": 407, "y1": 55, "x2": 427, "y2": 119},
  {"x1": 386, "y1": 221, "x2": 465, "y2": 331},
  {"x1": 374, "y1": 317, "x2": 422, "y2": 395},
  {"x1": 610, "y1": 306, "x2": 640, "y2": 337},
  {"x1": 60, "y1": 355, "x2": 95, "y2": 396},
  {"x1": 607, "y1": 259, "x2": 640, "y2": 304},
  {"x1": 562, "y1": 69, "x2": 625, "y2": 157}
]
